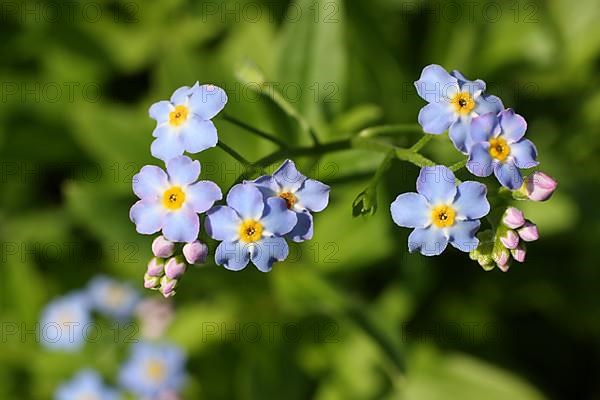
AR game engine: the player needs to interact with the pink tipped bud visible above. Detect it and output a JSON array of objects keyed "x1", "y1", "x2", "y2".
[
  {"x1": 502, "y1": 207, "x2": 525, "y2": 229},
  {"x1": 511, "y1": 244, "x2": 527, "y2": 263},
  {"x1": 159, "y1": 275, "x2": 177, "y2": 298},
  {"x1": 152, "y1": 235, "x2": 175, "y2": 258},
  {"x1": 524, "y1": 172, "x2": 557, "y2": 202},
  {"x1": 499, "y1": 230, "x2": 519, "y2": 250},
  {"x1": 164, "y1": 257, "x2": 187, "y2": 280},
  {"x1": 518, "y1": 221, "x2": 539, "y2": 242},
  {"x1": 144, "y1": 273, "x2": 161, "y2": 290},
  {"x1": 493, "y1": 248, "x2": 510, "y2": 268},
  {"x1": 183, "y1": 241, "x2": 208, "y2": 265},
  {"x1": 146, "y1": 257, "x2": 165, "y2": 277},
  {"x1": 497, "y1": 262, "x2": 510, "y2": 272}
]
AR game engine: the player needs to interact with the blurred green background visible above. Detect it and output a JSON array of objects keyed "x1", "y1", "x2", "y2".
[{"x1": 1, "y1": 0, "x2": 598, "y2": 398}]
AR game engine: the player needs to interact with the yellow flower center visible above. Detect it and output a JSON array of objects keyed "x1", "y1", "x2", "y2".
[
  {"x1": 279, "y1": 192, "x2": 297, "y2": 209},
  {"x1": 162, "y1": 186, "x2": 186, "y2": 210},
  {"x1": 489, "y1": 137, "x2": 510, "y2": 162},
  {"x1": 239, "y1": 220, "x2": 263, "y2": 243},
  {"x1": 431, "y1": 205, "x2": 456, "y2": 228},
  {"x1": 169, "y1": 105, "x2": 189, "y2": 127},
  {"x1": 450, "y1": 92, "x2": 475, "y2": 115},
  {"x1": 145, "y1": 360, "x2": 166, "y2": 381}
]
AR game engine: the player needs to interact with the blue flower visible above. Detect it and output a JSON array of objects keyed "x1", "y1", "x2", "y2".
[
  {"x1": 119, "y1": 342, "x2": 186, "y2": 398},
  {"x1": 251, "y1": 160, "x2": 330, "y2": 242},
  {"x1": 55, "y1": 370, "x2": 121, "y2": 400},
  {"x1": 467, "y1": 109, "x2": 539, "y2": 190},
  {"x1": 415, "y1": 64, "x2": 504, "y2": 153},
  {"x1": 39, "y1": 292, "x2": 91, "y2": 351},
  {"x1": 390, "y1": 165, "x2": 490, "y2": 256},
  {"x1": 87, "y1": 276, "x2": 140, "y2": 320},
  {"x1": 204, "y1": 183, "x2": 297, "y2": 272},
  {"x1": 149, "y1": 82, "x2": 227, "y2": 161},
  {"x1": 130, "y1": 155, "x2": 222, "y2": 243}
]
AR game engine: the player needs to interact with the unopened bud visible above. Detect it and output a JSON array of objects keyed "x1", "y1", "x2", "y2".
[
  {"x1": 164, "y1": 257, "x2": 187, "y2": 279},
  {"x1": 523, "y1": 172, "x2": 557, "y2": 202},
  {"x1": 499, "y1": 229, "x2": 519, "y2": 250},
  {"x1": 147, "y1": 257, "x2": 165, "y2": 277},
  {"x1": 159, "y1": 276, "x2": 178, "y2": 298},
  {"x1": 518, "y1": 221, "x2": 539, "y2": 242},
  {"x1": 511, "y1": 244, "x2": 527, "y2": 263},
  {"x1": 183, "y1": 241, "x2": 208, "y2": 265},
  {"x1": 144, "y1": 273, "x2": 161, "y2": 290},
  {"x1": 502, "y1": 207, "x2": 525, "y2": 229},
  {"x1": 152, "y1": 235, "x2": 175, "y2": 258}
]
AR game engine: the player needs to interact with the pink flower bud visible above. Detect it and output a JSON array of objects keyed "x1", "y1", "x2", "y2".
[
  {"x1": 164, "y1": 257, "x2": 187, "y2": 279},
  {"x1": 511, "y1": 244, "x2": 527, "y2": 263},
  {"x1": 524, "y1": 172, "x2": 557, "y2": 202},
  {"x1": 146, "y1": 257, "x2": 165, "y2": 277},
  {"x1": 497, "y1": 262, "x2": 510, "y2": 272},
  {"x1": 493, "y1": 248, "x2": 510, "y2": 268},
  {"x1": 499, "y1": 229, "x2": 519, "y2": 250},
  {"x1": 502, "y1": 207, "x2": 525, "y2": 229},
  {"x1": 183, "y1": 241, "x2": 208, "y2": 265},
  {"x1": 518, "y1": 221, "x2": 539, "y2": 242},
  {"x1": 144, "y1": 273, "x2": 161, "y2": 290},
  {"x1": 160, "y1": 275, "x2": 177, "y2": 298},
  {"x1": 152, "y1": 235, "x2": 175, "y2": 258}
]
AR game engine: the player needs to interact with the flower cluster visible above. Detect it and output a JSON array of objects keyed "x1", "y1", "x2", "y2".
[
  {"x1": 390, "y1": 65, "x2": 557, "y2": 270},
  {"x1": 131, "y1": 84, "x2": 330, "y2": 294}
]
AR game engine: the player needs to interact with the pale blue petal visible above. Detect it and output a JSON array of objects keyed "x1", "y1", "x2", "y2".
[
  {"x1": 453, "y1": 181, "x2": 490, "y2": 219},
  {"x1": 408, "y1": 227, "x2": 448, "y2": 256},
  {"x1": 251, "y1": 237, "x2": 289, "y2": 272},
  {"x1": 170, "y1": 85, "x2": 193, "y2": 104},
  {"x1": 470, "y1": 112, "x2": 500, "y2": 143},
  {"x1": 414, "y1": 64, "x2": 459, "y2": 103},
  {"x1": 475, "y1": 94, "x2": 504, "y2": 115},
  {"x1": 390, "y1": 192, "x2": 430, "y2": 228},
  {"x1": 226, "y1": 183, "x2": 264, "y2": 220},
  {"x1": 151, "y1": 123, "x2": 170, "y2": 138},
  {"x1": 467, "y1": 143, "x2": 494, "y2": 177},
  {"x1": 166, "y1": 155, "x2": 200, "y2": 186},
  {"x1": 416, "y1": 166, "x2": 457, "y2": 204},
  {"x1": 188, "y1": 84, "x2": 228, "y2": 120},
  {"x1": 494, "y1": 161, "x2": 523, "y2": 190},
  {"x1": 449, "y1": 118, "x2": 472, "y2": 153},
  {"x1": 261, "y1": 197, "x2": 297, "y2": 236},
  {"x1": 132, "y1": 165, "x2": 168, "y2": 199},
  {"x1": 287, "y1": 211, "x2": 313, "y2": 242},
  {"x1": 148, "y1": 100, "x2": 173, "y2": 123},
  {"x1": 295, "y1": 179, "x2": 330, "y2": 212},
  {"x1": 511, "y1": 139, "x2": 539, "y2": 169},
  {"x1": 186, "y1": 181, "x2": 222, "y2": 213},
  {"x1": 151, "y1": 133, "x2": 185, "y2": 162},
  {"x1": 130, "y1": 200, "x2": 165, "y2": 235},
  {"x1": 252, "y1": 175, "x2": 279, "y2": 197},
  {"x1": 180, "y1": 117, "x2": 218, "y2": 154},
  {"x1": 499, "y1": 109, "x2": 527, "y2": 143},
  {"x1": 418, "y1": 102, "x2": 455, "y2": 134},
  {"x1": 447, "y1": 220, "x2": 480, "y2": 252},
  {"x1": 215, "y1": 241, "x2": 250, "y2": 271},
  {"x1": 273, "y1": 160, "x2": 306, "y2": 192},
  {"x1": 451, "y1": 70, "x2": 486, "y2": 95},
  {"x1": 205, "y1": 206, "x2": 241, "y2": 241},
  {"x1": 162, "y1": 209, "x2": 199, "y2": 242}
]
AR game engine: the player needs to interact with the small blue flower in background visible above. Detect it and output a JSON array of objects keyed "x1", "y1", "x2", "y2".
[
  {"x1": 55, "y1": 369, "x2": 121, "y2": 400},
  {"x1": 467, "y1": 109, "x2": 539, "y2": 189},
  {"x1": 205, "y1": 183, "x2": 297, "y2": 272},
  {"x1": 149, "y1": 82, "x2": 227, "y2": 161},
  {"x1": 87, "y1": 276, "x2": 140, "y2": 320},
  {"x1": 119, "y1": 342, "x2": 186, "y2": 399},
  {"x1": 130, "y1": 155, "x2": 222, "y2": 243},
  {"x1": 251, "y1": 159, "x2": 330, "y2": 242},
  {"x1": 415, "y1": 64, "x2": 504, "y2": 153},
  {"x1": 40, "y1": 292, "x2": 91, "y2": 351},
  {"x1": 390, "y1": 165, "x2": 490, "y2": 256}
]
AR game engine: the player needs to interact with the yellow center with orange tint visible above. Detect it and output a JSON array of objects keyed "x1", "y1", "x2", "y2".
[
  {"x1": 279, "y1": 192, "x2": 297, "y2": 209},
  {"x1": 162, "y1": 186, "x2": 186, "y2": 210},
  {"x1": 431, "y1": 205, "x2": 456, "y2": 228},
  {"x1": 489, "y1": 137, "x2": 510, "y2": 162},
  {"x1": 239, "y1": 220, "x2": 263, "y2": 243},
  {"x1": 145, "y1": 360, "x2": 166, "y2": 381},
  {"x1": 169, "y1": 105, "x2": 189, "y2": 126},
  {"x1": 450, "y1": 92, "x2": 475, "y2": 115}
]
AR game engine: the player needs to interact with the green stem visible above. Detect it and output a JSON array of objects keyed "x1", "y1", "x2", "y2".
[
  {"x1": 221, "y1": 114, "x2": 288, "y2": 148},
  {"x1": 395, "y1": 148, "x2": 436, "y2": 168},
  {"x1": 449, "y1": 159, "x2": 467, "y2": 172},
  {"x1": 216, "y1": 142, "x2": 252, "y2": 169},
  {"x1": 409, "y1": 134, "x2": 433, "y2": 152},
  {"x1": 358, "y1": 124, "x2": 423, "y2": 139},
  {"x1": 370, "y1": 151, "x2": 395, "y2": 187}
]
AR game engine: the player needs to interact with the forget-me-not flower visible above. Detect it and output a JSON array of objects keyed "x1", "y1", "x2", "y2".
[
  {"x1": 467, "y1": 109, "x2": 538, "y2": 190},
  {"x1": 251, "y1": 160, "x2": 330, "y2": 242},
  {"x1": 149, "y1": 82, "x2": 227, "y2": 161},
  {"x1": 415, "y1": 64, "x2": 504, "y2": 153},
  {"x1": 40, "y1": 292, "x2": 91, "y2": 351},
  {"x1": 390, "y1": 165, "x2": 490, "y2": 256},
  {"x1": 130, "y1": 155, "x2": 222, "y2": 243},
  {"x1": 205, "y1": 183, "x2": 297, "y2": 272},
  {"x1": 119, "y1": 342, "x2": 186, "y2": 398},
  {"x1": 87, "y1": 276, "x2": 140, "y2": 320},
  {"x1": 55, "y1": 370, "x2": 121, "y2": 400}
]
